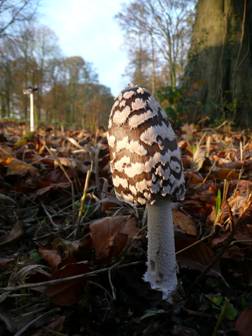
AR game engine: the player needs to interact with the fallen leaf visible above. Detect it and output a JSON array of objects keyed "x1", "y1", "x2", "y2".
[
  {"x1": 31, "y1": 315, "x2": 66, "y2": 336},
  {"x1": 48, "y1": 237, "x2": 90, "y2": 262},
  {"x1": 54, "y1": 157, "x2": 77, "y2": 169},
  {"x1": 0, "y1": 222, "x2": 23, "y2": 246},
  {"x1": 185, "y1": 171, "x2": 203, "y2": 185},
  {"x1": 182, "y1": 155, "x2": 193, "y2": 169},
  {"x1": 4, "y1": 157, "x2": 38, "y2": 176},
  {"x1": 176, "y1": 235, "x2": 215, "y2": 266},
  {"x1": 35, "y1": 182, "x2": 70, "y2": 196},
  {"x1": 210, "y1": 167, "x2": 240, "y2": 180},
  {"x1": 235, "y1": 308, "x2": 252, "y2": 336},
  {"x1": 173, "y1": 209, "x2": 197, "y2": 236},
  {"x1": 0, "y1": 257, "x2": 15, "y2": 269},
  {"x1": 89, "y1": 215, "x2": 140, "y2": 259},
  {"x1": 0, "y1": 193, "x2": 16, "y2": 204},
  {"x1": 47, "y1": 262, "x2": 88, "y2": 305},
  {"x1": 13, "y1": 264, "x2": 51, "y2": 286},
  {"x1": 66, "y1": 136, "x2": 82, "y2": 148},
  {"x1": 38, "y1": 247, "x2": 62, "y2": 269}
]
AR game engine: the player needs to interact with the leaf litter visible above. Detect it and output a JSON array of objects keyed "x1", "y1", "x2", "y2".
[{"x1": 0, "y1": 121, "x2": 251, "y2": 335}]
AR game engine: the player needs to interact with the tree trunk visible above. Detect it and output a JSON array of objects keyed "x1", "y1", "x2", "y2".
[{"x1": 183, "y1": 0, "x2": 252, "y2": 127}]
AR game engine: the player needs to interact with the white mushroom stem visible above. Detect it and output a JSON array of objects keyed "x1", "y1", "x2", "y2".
[{"x1": 144, "y1": 199, "x2": 177, "y2": 301}]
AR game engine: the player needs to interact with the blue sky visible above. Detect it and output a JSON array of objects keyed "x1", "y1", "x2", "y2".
[{"x1": 40, "y1": 0, "x2": 130, "y2": 95}]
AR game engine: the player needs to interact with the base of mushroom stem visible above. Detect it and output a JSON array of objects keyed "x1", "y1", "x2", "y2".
[{"x1": 143, "y1": 271, "x2": 177, "y2": 302}]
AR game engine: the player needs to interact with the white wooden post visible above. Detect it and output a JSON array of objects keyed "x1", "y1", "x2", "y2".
[
  {"x1": 30, "y1": 92, "x2": 34, "y2": 132},
  {"x1": 23, "y1": 87, "x2": 37, "y2": 132}
]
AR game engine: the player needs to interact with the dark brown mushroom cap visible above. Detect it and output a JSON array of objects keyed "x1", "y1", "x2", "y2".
[{"x1": 107, "y1": 86, "x2": 185, "y2": 205}]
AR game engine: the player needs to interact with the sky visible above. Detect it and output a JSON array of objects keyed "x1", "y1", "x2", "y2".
[{"x1": 40, "y1": 0, "x2": 130, "y2": 96}]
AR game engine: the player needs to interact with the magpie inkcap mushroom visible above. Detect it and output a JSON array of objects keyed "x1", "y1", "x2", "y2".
[{"x1": 107, "y1": 85, "x2": 185, "y2": 300}]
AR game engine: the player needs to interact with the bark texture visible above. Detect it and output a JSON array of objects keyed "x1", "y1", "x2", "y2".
[{"x1": 183, "y1": 0, "x2": 252, "y2": 127}]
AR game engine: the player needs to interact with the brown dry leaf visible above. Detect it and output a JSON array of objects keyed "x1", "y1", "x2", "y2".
[
  {"x1": 31, "y1": 315, "x2": 66, "y2": 336},
  {"x1": 185, "y1": 171, "x2": 203, "y2": 185},
  {"x1": 178, "y1": 139, "x2": 190, "y2": 150},
  {"x1": 216, "y1": 160, "x2": 243, "y2": 170},
  {"x1": 0, "y1": 145, "x2": 12, "y2": 162},
  {"x1": 244, "y1": 159, "x2": 252, "y2": 171},
  {"x1": 89, "y1": 215, "x2": 139, "y2": 259},
  {"x1": 4, "y1": 157, "x2": 38, "y2": 176},
  {"x1": 13, "y1": 131, "x2": 35, "y2": 148},
  {"x1": 210, "y1": 167, "x2": 240, "y2": 180},
  {"x1": 238, "y1": 203, "x2": 252, "y2": 226},
  {"x1": 173, "y1": 209, "x2": 197, "y2": 236},
  {"x1": 228, "y1": 183, "x2": 252, "y2": 222},
  {"x1": 35, "y1": 182, "x2": 70, "y2": 196},
  {"x1": 0, "y1": 221, "x2": 23, "y2": 246},
  {"x1": 182, "y1": 155, "x2": 193, "y2": 169},
  {"x1": 52, "y1": 238, "x2": 85, "y2": 260},
  {"x1": 0, "y1": 256, "x2": 15, "y2": 268},
  {"x1": 66, "y1": 136, "x2": 82, "y2": 148},
  {"x1": 100, "y1": 198, "x2": 123, "y2": 213},
  {"x1": 38, "y1": 247, "x2": 62, "y2": 269},
  {"x1": 183, "y1": 200, "x2": 213, "y2": 221},
  {"x1": 181, "y1": 123, "x2": 197, "y2": 140},
  {"x1": 54, "y1": 157, "x2": 77, "y2": 169},
  {"x1": 235, "y1": 309, "x2": 252, "y2": 336},
  {"x1": 211, "y1": 231, "x2": 232, "y2": 247},
  {"x1": 176, "y1": 235, "x2": 215, "y2": 267},
  {"x1": 47, "y1": 262, "x2": 88, "y2": 306}
]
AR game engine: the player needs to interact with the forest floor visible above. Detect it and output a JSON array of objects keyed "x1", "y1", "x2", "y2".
[{"x1": 0, "y1": 121, "x2": 252, "y2": 336}]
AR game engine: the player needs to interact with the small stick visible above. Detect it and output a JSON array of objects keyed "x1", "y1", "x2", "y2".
[
  {"x1": 40, "y1": 202, "x2": 58, "y2": 230},
  {"x1": 186, "y1": 234, "x2": 233, "y2": 297},
  {"x1": 78, "y1": 164, "x2": 93, "y2": 221},
  {"x1": 108, "y1": 268, "x2": 116, "y2": 300},
  {"x1": 176, "y1": 231, "x2": 215, "y2": 256},
  {"x1": 0, "y1": 261, "x2": 142, "y2": 293},
  {"x1": 45, "y1": 144, "x2": 75, "y2": 223},
  {"x1": 14, "y1": 308, "x2": 60, "y2": 336}
]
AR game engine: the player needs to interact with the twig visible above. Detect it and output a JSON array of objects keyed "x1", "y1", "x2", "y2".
[
  {"x1": 88, "y1": 280, "x2": 113, "y2": 302},
  {"x1": 0, "y1": 261, "x2": 142, "y2": 293},
  {"x1": 14, "y1": 308, "x2": 60, "y2": 336},
  {"x1": 230, "y1": 239, "x2": 252, "y2": 246},
  {"x1": 0, "y1": 311, "x2": 15, "y2": 333},
  {"x1": 182, "y1": 308, "x2": 212, "y2": 319},
  {"x1": 176, "y1": 231, "x2": 215, "y2": 256},
  {"x1": 45, "y1": 144, "x2": 75, "y2": 224},
  {"x1": 40, "y1": 202, "x2": 58, "y2": 230},
  {"x1": 108, "y1": 268, "x2": 116, "y2": 300},
  {"x1": 199, "y1": 161, "x2": 216, "y2": 186},
  {"x1": 186, "y1": 234, "x2": 233, "y2": 297}
]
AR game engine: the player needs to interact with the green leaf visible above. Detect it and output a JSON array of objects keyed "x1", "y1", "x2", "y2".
[
  {"x1": 208, "y1": 294, "x2": 224, "y2": 307},
  {"x1": 224, "y1": 301, "x2": 238, "y2": 321},
  {"x1": 30, "y1": 250, "x2": 42, "y2": 262},
  {"x1": 215, "y1": 189, "x2": 222, "y2": 214}
]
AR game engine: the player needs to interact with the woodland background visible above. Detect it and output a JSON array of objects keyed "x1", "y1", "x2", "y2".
[{"x1": 1, "y1": 0, "x2": 252, "y2": 129}]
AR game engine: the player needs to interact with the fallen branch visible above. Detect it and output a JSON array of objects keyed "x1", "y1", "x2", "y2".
[{"x1": 0, "y1": 261, "x2": 142, "y2": 293}]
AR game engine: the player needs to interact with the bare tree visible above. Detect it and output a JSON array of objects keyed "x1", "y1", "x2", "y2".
[
  {"x1": 117, "y1": 0, "x2": 195, "y2": 89},
  {"x1": 0, "y1": 0, "x2": 39, "y2": 37}
]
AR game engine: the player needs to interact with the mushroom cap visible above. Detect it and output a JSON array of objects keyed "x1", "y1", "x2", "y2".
[{"x1": 107, "y1": 85, "x2": 185, "y2": 205}]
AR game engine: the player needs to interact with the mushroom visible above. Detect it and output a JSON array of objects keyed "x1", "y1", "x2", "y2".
[{"x1": 107, "y1": 85, "x2": 185, "y2": 301}]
